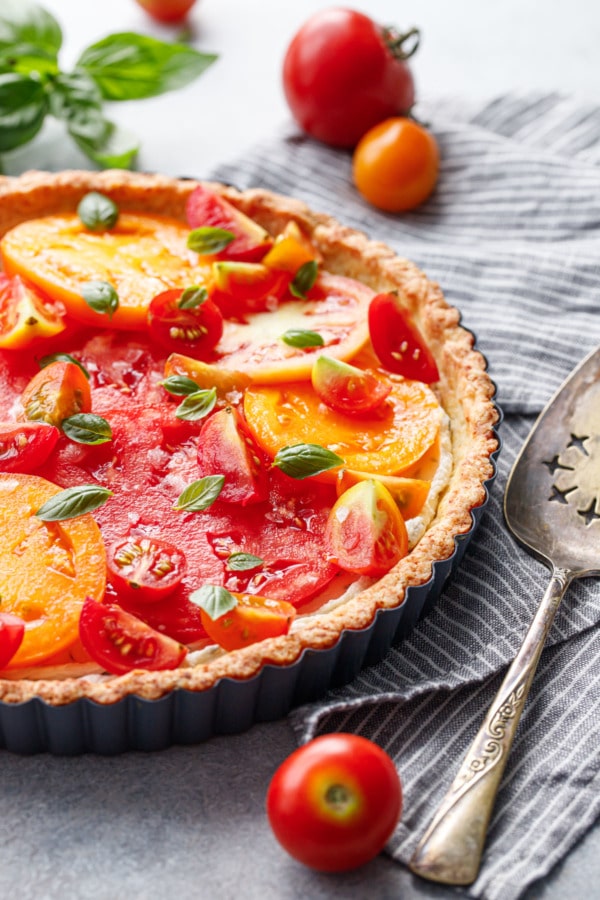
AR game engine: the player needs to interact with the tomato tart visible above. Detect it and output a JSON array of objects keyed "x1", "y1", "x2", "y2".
[{"x1": 0, "y1": 170, "x2": 498, "y2": 744}]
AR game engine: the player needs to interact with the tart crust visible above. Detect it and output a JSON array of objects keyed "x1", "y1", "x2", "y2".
[{"x1": 0, "y1": 170, "x2": 499, "y2": 706}]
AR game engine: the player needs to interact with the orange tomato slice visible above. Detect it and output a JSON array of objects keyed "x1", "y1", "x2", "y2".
[
  {"x1": 199, "y1": 591, "x2": 296, "y2": 652},
  {"x1": 244, "y1": 377, "x2": 441, "y2": 480},
  {"x1": 0, "y1": 473, "x2": 106, "y2": 667},
  {"x1": 1, "y1": 213, "x2": 213, "y2": 330}
]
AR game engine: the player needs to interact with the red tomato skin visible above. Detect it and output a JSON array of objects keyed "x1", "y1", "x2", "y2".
[
  {"x1": 0, "y1": 613, "x2": 26, "y2": 668},
  {"x1": 266, "y1": 733, "x2": 402, "y2": 872},
  {"x1": 283, "y1": 9, "x2": 415, "y2": 148},
  {"x1": 107, "y1": 536, "x2": 187, "y2": 603},
  {"x1": 197, "y1": 406, "x2": 269, "y2": 505},
  {"x1": 0, "y1": 421, "x2": 60, "y2": 473},
  {"x1": 186, "y1": 184, "x2": 273, "y2": 262},
  {"x1": 368, "y1": 293, "x2": 440, "y2": 383},
  {"x1": 147, "y1": 289, "x2": 224, "y2": 359},
  {"x1": 133, "y1": 0, "x2": 196, "y2": 24},
  {"x1": 79, "y1": 597, "x2": 187, "y2": 675}
]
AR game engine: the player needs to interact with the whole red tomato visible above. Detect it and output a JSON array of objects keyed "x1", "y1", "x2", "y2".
[
  {"x1": 266, "y1": 733, "x2": 402, "y2": 871},
  {"x1": 133, "y1": 0, "x2": 197, "y2": 24},
  {"x1": 282, "y1": 8, "x2": 418, "y2": 148}
]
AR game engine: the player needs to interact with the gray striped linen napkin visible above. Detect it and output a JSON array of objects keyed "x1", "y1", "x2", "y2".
[{"x1": 210, "y1": 93, "x2": 600, "y2": 900}]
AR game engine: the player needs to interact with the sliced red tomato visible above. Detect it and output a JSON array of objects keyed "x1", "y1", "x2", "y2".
[
  {"x1": 0, "y1": 613, "x2": 26, "y2": 668},
  {"x1": 197, "y1": 406, "x2": 269, "y2": 505},
  {"x1": 195, "y1": 587, "x2": 296, "y2": 652},
  {"x1": 186, "y1": 184, "x2": 273, "y2": 262},
  {"x1": 311, "y1": 355, "x2": 392, "y2": 415},
  {"x1": 20, "y1": 359, "x2": 92, "y2": 426},
  {"x1": 325, "y1": 479, "x2": 408, "y2": 576},
  {"x1": 209, "y1": 261, "x2": 289, "y2": 317},
  {"x1": 0, "y1": 421, "x2": 60, "y2": 473},
  {"x1": 107, "y1": 536, "x2": 186, "y2": 603},
  {"x1": 78, "y1": 597, "x2": 187, "y2": 675},
  {"x1": 368, "y1": 292, "x2": 439, "y2": 383},
  {"x1": 147, "y1": 288, "x2": 223, "y2": 358},
  {"x1": 0, "y1": 273, "x2": 66, "y2": 350}
]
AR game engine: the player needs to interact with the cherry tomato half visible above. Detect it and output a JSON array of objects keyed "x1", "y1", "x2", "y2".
[
  {"x1": 368, "y1": 292, "x2": 440, "y2": 383},
  {"x1": 353, "y1": 117, "x2": 440, "y2": 212},
  {"x1": 0, "y1": 421, "x2": 60, "y2": 473},
  {"x1": 79, "y1": 597, "x2": 186, "y2": 675},
  {"x1": 19, "y1": 359, "x2": 92, "y2": 427},
  {"x1": 0, "y1": 273, "x2": 66, "y2": 350},
  {"x1": 267, "y1": 733, "x2": 402, "y2": 872},
  {"x1": 311, "y1": 355, "x2": 391, "y2": 415},
  {"x1": 197, "y1": 406, "x2": 269, "y2": 506},
  {"x1": 198, "y1": 590, "x2": 296, "y2": 652},
  {"x1": 107, "y1": 536, "x2": 187, "y2": 603},
  {"x1": 147, "y1": 288, "x2": 224, "y2": 358},
  {"x1": 186, "y1": 184, "x2": 273, "y2": 262},
  {"x1": 283, "y1": 9, "x2": 417, "y2": 148},
  {"x1": 133, "y1": 0, "x2": 197, "y2": 24},
  {"x1": 0, "y1": 613, "x2": 26, "y2": 669}
]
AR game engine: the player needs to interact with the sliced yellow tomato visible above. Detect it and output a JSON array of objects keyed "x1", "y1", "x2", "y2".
[
  {"x1": 164, "y1": 353, "x2": 252, "y2": 397},
  {"x1": 244, "y1": 377, "x2": 441, "y2": 480},
  {"x1": 0, "y1": 473, "x2": 106, "y2": 667},
  {"x1": 336, "y1": 469, "x2": 430, "y2": 520},
  {"x1": 1, "y1": 213, "x2": 213, "y2": 330},
  {"x1": 211, "y1": 272, "x2": 372, "y2": 383}
]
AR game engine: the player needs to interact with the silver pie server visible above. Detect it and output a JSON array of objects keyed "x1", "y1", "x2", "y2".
[{"x1": 409, "y1": 344, "x2": 600, "y2": 886}]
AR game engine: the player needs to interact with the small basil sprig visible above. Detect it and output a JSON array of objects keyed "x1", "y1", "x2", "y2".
[
  {"x1": 61, "y1": 413, "x2": 112, "y2": 445},
  {"x1": 187, "y1": 227, "x2": 235, "y2": 255},
  {"x1": 226, "y1": 552, "x2": 264, "y2": 572},
  {"x1": 77, "y1": 191, "x2": 119, "y2": 231},
  {"x1": 81, "y1": 280, "x2": 119, "y2": 318},
  {"x1": 280, "y1": 329, "x2": 324, "y2": 349},
  {"x1": 173, "y1": 475, "x2": 224, "y2": 512},
  {"x1": 290, "y1": 260, "x2": 319, "y2": 299},
  {"x1": 0, "y1": 2, "x2": 216, "y2": 168},
  {"x1": 38, "y1": 352, "x2": 90, "y2": 379},
  {"x1": 189, "y1": 584, "x2": 237, "y2": 620},
  {"x1": 175, "y1": 387, "x2": 217, "y2": 421},
  {"x1": 273, "y1": 443, "x2": 344, "y2": 479},
  {"x1": 178, "y1": 286, "x2": 208, "y2": 309},
  {"x1": 160, "y1": 375, "x2": 201, "y2": 396},
  {"x1": 35, "y1": 484, "x2": 113, "y2": 521}
]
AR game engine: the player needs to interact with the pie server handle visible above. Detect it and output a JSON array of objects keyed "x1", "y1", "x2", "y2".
[{"x1": 408, "y1": 566, "x2": 571, "y2": 885}]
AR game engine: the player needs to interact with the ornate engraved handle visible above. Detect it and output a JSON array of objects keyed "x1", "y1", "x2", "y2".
[{"x1": 409, "y1": 566, "x2": 572, "y2": 886}]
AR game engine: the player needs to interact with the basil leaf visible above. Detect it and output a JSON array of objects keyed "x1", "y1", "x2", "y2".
[
  {"x1": 160, "y1": 375, "x2": 200, "y2": 396},
  {"x1": 280, "y1": 329, "x2": 324, "y2": 349},
  {"x1": 61, "y1": 413, "x2": 112, "y2": 445},
  {"x1": 38, "y1": 353, "x2": 90, "y2": 380},
  {"x1": 0, "y1": 2, "x2": 62, "y2": 56},
  {"x1": 0, "y1": 72, "x2": 48, "y2": 152},
  {"x1": 70, "y1": 118, "x2": 139, "y2": 169},
  {"x1": 226, "y1": 552, "x2": 264, "y2": 572},
  {"x1": 175, "y1": 387, "x2": 217, "y2": 421},
  {"x1": 290, "y1": 260, "x2": 319, "y2": 300},
  {"x1": 76, "y1": 33, "x2": 217, "y2": 101},
  {"x1": 173, "y1": 475, "x2": 224, "y2": 512},
  {"x1": 178, "y1": 286, "x2": 207, "y2": 309},
  {"x1": 187, "y1": 227, "x2": 235, "y2": 255},
  {"x1": 35, "y1": 484, "x2": 113, "y2": 522},
  {"x1": 0, "y1": 43, "x2": 59, "y2": 79},
  {"x1": 273, "y1": 443, "x2": 344, "y2": 479},
  {"x1": 77, "y1": 191, "x2": 119, "y2": 231},
  {"x1": 49, "y1": 71, "x2": 107, "y2": 146},
  {"x1": 189, "y1": 584, "x2": 237, "y2": 620},
  {"x1": 81, "y1": 280, "x2": 119, "y2": 317}
]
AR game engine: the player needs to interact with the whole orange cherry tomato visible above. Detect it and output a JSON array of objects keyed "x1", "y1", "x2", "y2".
[
  {"x1": 353, "y1": 117, "x2": 439, "y2": 212},
  {"x1": 266, "y1": 733, "x2": 402, "y2": 872}
]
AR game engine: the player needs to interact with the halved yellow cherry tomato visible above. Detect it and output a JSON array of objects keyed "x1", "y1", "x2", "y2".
[
  {"x1": 164, "y1": 353, "x2": 252, "y2": 397},
  {"x1": 244, "y1": 377, "x2": 440, "y2": 480},
  {"x1": 0, "y1": 473, "x2": 106, "y2": 667},
  {"x1": 19, "y1": 360, "x2": 92, "y2": 426},
  {"x1": 262, "y1": 222, "x2": 319, "y2": 274},
  {"x1": 336, "y1": 469, "x2": 430, "y2": 520},
  {"x1": 0, "y1": 274, "x2": 66, "y2": 349},
  {"x1": 325, "y1": 479, "x2": 408, "y2": 576},
  {"x1": 199, "y1": 591, "x2": 296, "y2": 651},
  {"x1": 1, "y1": 213, "x2": 213, "y2": 330}
]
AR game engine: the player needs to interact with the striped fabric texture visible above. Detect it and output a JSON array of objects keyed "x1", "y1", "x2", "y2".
[{"x1": 212, "y1": 94, "x2": 600, "y2": 900}]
